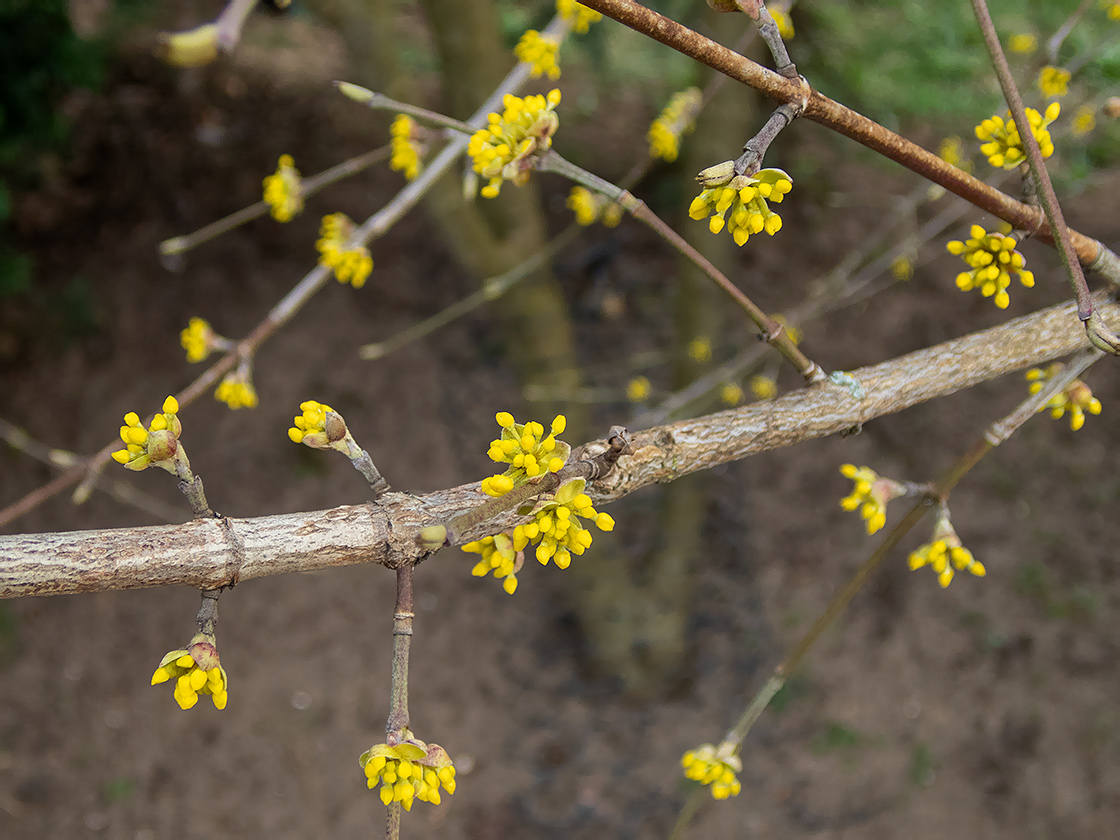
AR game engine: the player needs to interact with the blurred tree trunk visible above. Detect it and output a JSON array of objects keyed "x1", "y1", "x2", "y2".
[
  {"x1": 308, "y1": 0, "x2": 584, "y2": 432},
  {"x1": 566, "y1": 15, "x2": 760, "y2": 694}
]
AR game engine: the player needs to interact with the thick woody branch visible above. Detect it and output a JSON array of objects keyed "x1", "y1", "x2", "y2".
[{"x1": 2, "y1": 295, "x2": 1117, "y2": 598}]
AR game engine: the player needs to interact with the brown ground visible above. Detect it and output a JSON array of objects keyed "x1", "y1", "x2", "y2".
[{"x1": 1, "y1": 22, "x2": 1119, "y2": 840}]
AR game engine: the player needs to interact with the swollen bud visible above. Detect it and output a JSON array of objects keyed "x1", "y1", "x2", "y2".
[{"x1": 696, "y1": 160, "x2": 736, "y2": 188}]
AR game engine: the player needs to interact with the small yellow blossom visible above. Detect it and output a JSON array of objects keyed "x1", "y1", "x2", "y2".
[
  {"x1": 946, "y1": 224, "x2": 1034, "y2": 309},
  {"x1": 262, "y1": 154, "x2": 303, "y2": 222},
  {"x1": 1026, "y1": 364, "x2": 1103, "y2": 431},
  {"x1": 566, "y1": 186, "x2": 623, "y2": 227},
  {"x1": 151, "y1": 634, "x2": 228, "y2": 710},
  {"x1": 682, "y1": 742, "x2": 742, "y2": 800},
  {"x1": 688, "y1": 336, "x2": 712, "y2": 363},
  {"x1": 111, "y1": 396, "x2": 183, "y2": 473},
  {"x1": 890, "y1": 256, "x2": 914, "y2": 281},
  {"x1": 181, "y1": 317, "x2": 216, "y2": 363},
  {"x1": 689, "y1": 167, "x2": 793, "y2": 246},
  {"x1": 1072, "y1": 105, "x2": 1097, "y2": 136},
  {"x1": 215, "y1": 370, "x2": 258, "y2": 410},
  {"x1": 389, "y1": 115, "x2": 424, "y2": 181},
  {"x1": 468, "y1": 90, "x2": 561, "y2": 199},
  {"x1": 1009, "y1": 33, "x2": 1037, "y2": 54},
  {"x1": 514, "y1": 30, "x2": 561, "y2": 80},
  {"x1": 839, "y1": 463, "x2": 908, "y2": 535},
  {"x1": 975, "y1": 102, "x2": 1059, "y2": 169},
  {"x1": 768, "y1": 4, "x2": 794, "y2": 39},
  {"x1": 316, "y1": 213, "x2": 373, "y2": 289},
  {"x1": 1037, "y1": 65, "x2": 1071, "y2": 99},
  {"x1": 908, "y1": 514, "x2": 985, "y2": 588},
  {"x1": 647, "y1": 87, "x2": 702, "y2": 163},
  {"x1": 626, "y1": 376, "x2": 652, "y2": 402},
  {"x1": 360, "y1": 732, "x2": 456, "y2": 809},
  {"x1": 556, "y1": 0, "x2": 601, "y2": 33},
  {"x1": 1107, "y1": 1, "x2": 1120, "y2": 21},
  {"x1": 720, "y1": 383, "x2": 744, "y2": 405},
  {"x1": 463, "y1": 533, "x2": 522, "y2": 594},
  {"x1": 480, "y1": 412, "x2": 569, "y2": 497},
  {"x1": 937, "y1": 136, "x2": 973, "y2": 173},
  {"x1": 509, "y1": 478, "x2": 614, "y2": 572},
  {"x1": 749, "y1": 375, "x2": 777, "y2": 401}
]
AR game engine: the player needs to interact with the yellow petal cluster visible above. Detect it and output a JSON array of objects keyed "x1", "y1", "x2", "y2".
[
  {"x1": 1009, "y1": 33, "x2": 1037, "y2": 54},
  {"x1": 514, "y1": 30, "x2": 561, "y2": 80},
  {"x1": 975, "y1": 102, "x2": 1059, "y2": 169},
  {"x1": 688, "y1": 168, "x2": 793, "y2": 246},
  {"x1": 360, "y1": 736, "x2": 456, "y2": 809},
  {"x1": 1072, "y1": 105, "x2": 1097, "y2": 137},
  {"x1": 768, "y1": 4, "x2": 794, "y2": 39},
  {"x1": 749, "y1": 375, "x2": 777, "y2": 401},
  {"x1": 481, "y1": 412, "x2": 568, "y2": 497},
  {"x1": 468, "y1": 90, "x2": 561, "y2": 199},
  {"x1": 556, "y1": 0, "x2": 601, "y2": 33},
  {"x1": 946, "y1": 224, "x2": 1034, "y2": 309},
  {"x1": 316, "y1": 213, "x2": 373, "y2": 289},
  {"x1": 262, "y1": 154, "x2": 304, "y2": 222},
  {"x1": 512, "y1": 478, "x2": 614, "y2": 571},
  {"x1": 626, "y1": 376, "x2": 651, "y2": 403},
  {"x1": 682, "y1": 743, "x2": 742, "y2": 800},
  {"x1": 462, "y1": 533, "x2": 522, "y2": 594},
  {"x1": 566, "y1": 186, "x2": 622, "y2": 227},
  {"x1": 181, "y1": 317, "x2": 215, "y2": 363},
  {"x1": 688, "y1": 336, "x2": 712, "y2": 363},
  {"x1": 215, "y1": 371, "x2": 258, "y2": 410},
  {"x1": 647, "y1": 87, "x2": 702, "y2": 163},
  {"x1": 720, "y1": 383, "x2": 744, "y2": 406},
  {"x1": 288, "y1": 400, "x2": 340, "y2": 446},
  {"x1": 389, "y1": 115, "x2": 423, "y2": 181},
  {"x1": 1037, "y1": 65, "x2": 1071, "y2": 99},
  {"x1": 151, "y1": 645, "x2": 228, "y2": 710},
  {"x1": 908, "y1": 537, "x2": 985, "y2": 588},
  {"x1": 111, "y1": 396, "x2": 182, "y2": 472},
  {"x1": 839, "y1": 463, "x2": 906, "y2": 535},
  {"x1": 1026, "y1": 364, "x2": 1103, "y2": 431}
]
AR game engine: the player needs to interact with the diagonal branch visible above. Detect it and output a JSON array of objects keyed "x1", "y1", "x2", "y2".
[{"x1": 3, "y1": 293, "x2": 1116, "y2": 598}]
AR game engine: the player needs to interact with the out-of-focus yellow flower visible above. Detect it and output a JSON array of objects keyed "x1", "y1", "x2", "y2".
[
  {"x1": 682, "y1": 742, "x2": 742, "y2": 800},
  {"x1": 749, "y1": 375, "x2": 777, "y2": 400},
  {"x1": 721, "y1": 383, "x2": 744, "y2": 405},
  {"x1": 389, "y1": 115, "x2": 424, "y2": 181},
  {"x1": 647, "y1": 88, "x2": 702, "y2": 163},
  {"x1": 215, "y1": 369, "x2": 258, "y2": 410},
  {"x1": 1072, "y1": 105, "x2": 1097, "y2": 136},
  {"x1": 626, "y1": 376, "x2": 652, "y2": 402},
  {"x1": 1037, "y1": 65, "x2": 1071, "y2": 99},
  {"x1": 556, "y1": 0, "x2": 601, "y2": 33},
  {"x1": 839, "y1": 463, "x2": 908, "y2": 535},
  {"x1": 890, "y1": 256, "x2": 913, "y2": 281},
  {"x1": 514, "y1": 30, "x2": 561, "y2": 79},
  {"x1": 566, "y1": 187, "x2": 623, "y2": 227},
  {"x1": 1009, "y1": 33, "x2": 1037, "y2": 54},
  {"x1": 768, "y1": 4, "x2": 794, "y2": 39},
  {"x1": 262, "y1": 154, "x2": 303, "y2": 222},
  {"x1": 1026, "y1": 364, "x2": 1103, "y2": 430},
  {"x1": 181, "y1": 317, "x2": 216, "y2": 363},
  {"x1": 688, "y1": 336, "x2": 712, "y2": 363},
  {"x1": 908, "y1": 512, "x2": 985, "y2": 588},
  {"x1": 316, "y1": 213, "x2": 373, "y2": 289}
]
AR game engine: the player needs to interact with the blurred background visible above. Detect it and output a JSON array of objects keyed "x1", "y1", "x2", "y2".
[{"x1": 1, "y1": 1, "x2": 1118, "y2": 837}]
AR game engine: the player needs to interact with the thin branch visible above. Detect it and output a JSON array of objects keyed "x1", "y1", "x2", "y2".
[{"x1": 3, "y1": 293, "x2": 1116, "y2": 597}]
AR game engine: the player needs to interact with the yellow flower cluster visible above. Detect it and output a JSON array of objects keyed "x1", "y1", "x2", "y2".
[
  {"x1": 468, "y1": 90, "x2": 561, "y2": 199},
  {"x1": 514, "y1": 30, "x2": 561, "y2": 79},
  {"x1": 1009, "y1": 33, "x2": 1037, "y2": 54},
  {"x1": 262, "y1": 154, "x2": 303, "y2": 222},
  {"x1": 112, "y1": 396, "x2": 182, "y2": 472},
  {"x1": 1026, "y1": 364, "x2": 1103, "y2": 430},
  {"x1": 181, "y1": 317, "x2": 215, "y2": 363},
  {"x1": 480, "y1": 412, "x2": 568, "y2": 497},
  {"x1": 360, "y1": 736, "x2": 456, "y2": 809},
  {"x1": 647, "y1": 87, "x2": 702, "y2": 163},
  {"x1": 749, "y1": 375, "x2": 777, "y2": 400},
  {"x1": 151, "y1": 641, "x2": 228, "y2": 710},
  {"x1": 975, "y1": 102, "x2": 1059, "y2": 169},
  {"x1": 908, "y1": 537, "x2": 985, "y2": 588},
  {"x1": 626, "y1": 376, "x2": 651, "y2": 402},
  {"x1": 1073, "y1": 105, "x2": 1097, "y2": 137},
  {"x1": 316, "y1": 213, "x2": 373, "y2": 289},
  {"x1": 556, "y1": 0, "x2": 601, "y2": 33},
  {"x1": 1108, "y1": 1, "x2": 1120, "y2": 21},
  {"x1": 288, "y1": 400, "x2": 337, "y2": 446},
  {"x1": 389, "y1": 115, "x2": 423, "y2": 181},
  {"x1": 463, "y1": 533, "x2": 522, "y2": 594},
  {"x1": 216, "y1": 371, "x2": 258, "y2": 410},
  {"x1": 566, "y1": 186, "x2": 622, "y2": 227},
  {"x1": 688, "y1": 336, "x2": 712, "y2": 363},
  {"x1": 689, "y1": 168, "x2": 793, "y2": 246},
  {"x1": 720, "y1": 383, "x2": 744, "y2": 405},
  {"x1": 768, "y1": 4, "x2": 794, "y2": 39},
  {"x1": 890, "y1": 256, "x2": 913, "y2": 281},
  {"x1": 513, "y1": 478, "x2": 614, "y2": 569},
  {"x1": 682, "y1": 743, "x2": 742, "y2": 800},
  {"x1": 839, "y1": 464, "x2": 906, "y2": 535},
  {"x1": 946, "y1": 224, "x2": 1034, "y2": 309},
  {"x1": 937, "y1": 136, "x2": 971, "y2": 171},
  {"x1": 1038, "y1": 65, "x2": 1071, "y2": 99}
]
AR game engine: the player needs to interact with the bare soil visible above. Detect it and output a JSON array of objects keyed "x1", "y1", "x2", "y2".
[{"x1": 1, "y1": 35, "x2": 1118, "y2": 840}]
